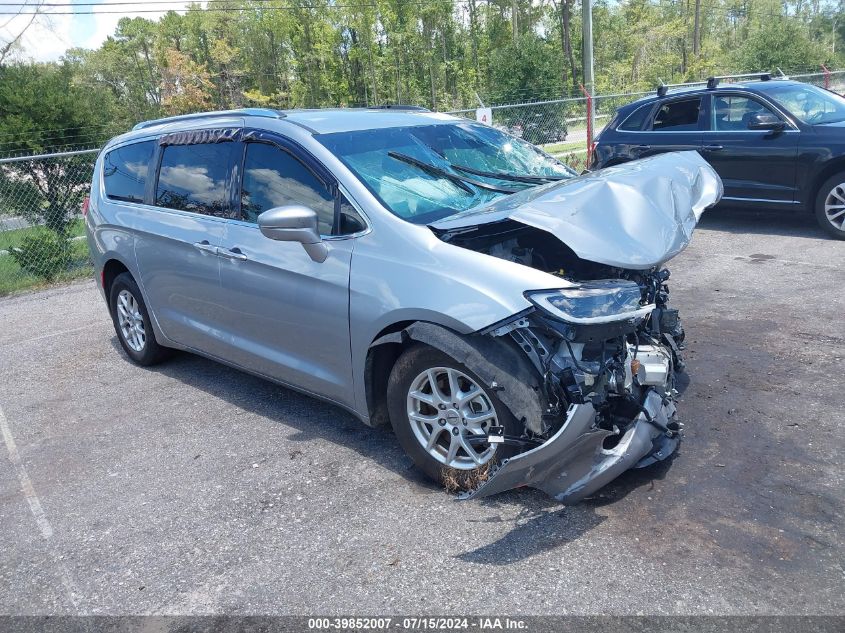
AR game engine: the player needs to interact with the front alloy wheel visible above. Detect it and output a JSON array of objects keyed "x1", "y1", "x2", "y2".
[
  {"x1": 823, "y1": 182, "x2": 845, "y2": 231},
  {"x1": 387, "y1": 345, "x2": 519, "y2": 488},
  {"x1": 407, "y1": 366, "x2": 498, "y2": 469},
  {"x1": 815, "y1": 173, "x2": 845, "y2": 239}
]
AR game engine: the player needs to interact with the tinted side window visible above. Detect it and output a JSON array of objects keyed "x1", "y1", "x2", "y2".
[
  {"x1": 155, "y1": 142, "x2": 239, "y2": 218},
  {"x1": 103, "y1": 141, "x2": 155, "y2": 203},
  {"x1": 241, "y1": 142, "x2": 334, "y2": 235},
  {"x1": 712, "y1": 95, "x2": 779, "y2": 131},
  {"x1": 652, "y1": 98, "x2": 702, "y2": 131},
  {"x1": 618, "y1": 104, "x2": 652, "y2": 131}
]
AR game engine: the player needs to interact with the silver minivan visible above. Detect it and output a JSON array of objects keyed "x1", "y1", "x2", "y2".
[{"x1": 87, "y1": 107, "x2": 722, "y2": 501}]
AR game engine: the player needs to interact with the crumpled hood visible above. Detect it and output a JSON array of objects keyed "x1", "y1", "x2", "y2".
[{"x1": 431, "y1": 151, "x2": 723, "y2": 270}]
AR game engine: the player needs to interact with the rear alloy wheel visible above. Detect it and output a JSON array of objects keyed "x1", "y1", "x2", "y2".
[
  {"x1": 386, "y1": 345, "x2": 520, "y2": 489},
  {"x1": 108, "y1": 272, "x2": 171, "y2": 366},
  {"x1": 815, "y1": 174, "x2": 845, "y2": 239},
  {"x1": 116, "y1": 289, "x2": 145, "y2": 353}
]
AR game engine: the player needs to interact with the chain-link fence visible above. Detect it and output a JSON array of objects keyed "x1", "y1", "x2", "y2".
[
  {"x1": 447, "y1": 69, "x2": 845, "y2": 172},
  {"x1": 2, "y1": 69, "x2": 844, "y2": 296},
  {"x1": 0, "y1": 150, "x2": 98, "y2": 295}
]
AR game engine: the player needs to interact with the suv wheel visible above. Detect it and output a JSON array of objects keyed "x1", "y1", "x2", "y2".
[
  {"x1": 386, "y1": 345, "x2": 519, "y2": 490},
  {"x1": 815, "y1": 173, "x2": 845, "y2": 239},
  {"x1": 109, "y1": 272, "x2": 171, "y2": 365}
]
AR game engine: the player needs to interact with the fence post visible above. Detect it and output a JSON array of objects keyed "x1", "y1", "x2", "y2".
[
  {"x1": 579, "y1": 83, "x2": 594, "y2": 162},
  {"x1": 822, "y1": 64, "x2": 831, "y2": 90}
]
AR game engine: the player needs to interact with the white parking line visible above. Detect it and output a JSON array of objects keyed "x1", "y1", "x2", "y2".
[
  {"x1": 0, "y1": 403, "x2": 54, "y2": 539},
  {"x1": 0, "y1": 322, "x2": 103, "y2": 348},
  {"x1": 0, "y1": 402, "x2": 81, "y2": 608}
]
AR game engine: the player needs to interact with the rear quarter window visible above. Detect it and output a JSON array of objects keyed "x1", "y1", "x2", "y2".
[
  {"x1": 617, "y1": 104, "x2": 653, "y2": 131},
  {"x1": 103, "y1": 141, "x2": 156, "y2": 203}
]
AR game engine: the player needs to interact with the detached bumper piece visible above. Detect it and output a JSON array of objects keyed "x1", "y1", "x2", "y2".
[{"x1": 464, "y1": 391, "x2": 678, "y2": 503}]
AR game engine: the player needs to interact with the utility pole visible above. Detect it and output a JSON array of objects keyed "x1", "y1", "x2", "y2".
[
  {"x1": 582, "y1": 0, "x2": 595, "y2": 136},
  {"x1": 693, "y1": 0, "x2": 702, "y2": 57}
]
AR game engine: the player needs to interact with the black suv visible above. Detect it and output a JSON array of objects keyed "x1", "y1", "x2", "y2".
[{"x1": 593, "y1": 77, "x2": 845, "y2": 238}]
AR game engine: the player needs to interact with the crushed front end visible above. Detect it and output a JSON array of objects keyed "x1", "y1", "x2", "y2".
[
  {"x1": 425, "y1": 151, "x2": 721, "y2": 501},
  {"x1": 466, "y1": 268, "x2": 685, "y2": 502}
]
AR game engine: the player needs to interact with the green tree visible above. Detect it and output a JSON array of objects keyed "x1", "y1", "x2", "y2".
[
  {"x1": 732, "y1": 19, "x2": 828, "y2": 72},
  {"x1": 0, "y1": 63, "x2": 108, "y2": 237}
]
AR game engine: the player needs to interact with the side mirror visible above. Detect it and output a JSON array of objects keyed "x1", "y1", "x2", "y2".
[
  {"x1": 257, "y1": 205, "x2": 328, "y2": 263},
  {"x1": 747, "y1": 112, "x2": 785, "y2": 131}
]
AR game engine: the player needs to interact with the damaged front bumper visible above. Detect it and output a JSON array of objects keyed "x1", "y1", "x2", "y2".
[{"x1": 465, "y1": 390, "x2": 679, "y2": 503}]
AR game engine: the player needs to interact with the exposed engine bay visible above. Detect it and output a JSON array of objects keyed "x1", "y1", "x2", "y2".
[{"x1": 431, "y1": 219, "x2": 688, "y2": 502}]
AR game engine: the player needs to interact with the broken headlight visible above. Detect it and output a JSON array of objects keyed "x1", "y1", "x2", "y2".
[{"x1": 526, "y1": 280, "x2": 654, "y2": 325}]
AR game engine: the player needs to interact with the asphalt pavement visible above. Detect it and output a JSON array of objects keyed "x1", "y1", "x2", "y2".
[{"x1": 0, "y1": 208, "x2": 843, "y2": 616}]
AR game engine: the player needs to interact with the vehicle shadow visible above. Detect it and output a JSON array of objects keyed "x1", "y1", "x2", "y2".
[
  {"x1": 697, "y1": 206, "x2": 828, "y2": 239},
  {"x1": 109, "y1": 337, "x2": 440, "y2": 491}
]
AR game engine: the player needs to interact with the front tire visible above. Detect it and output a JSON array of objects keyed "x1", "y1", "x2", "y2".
[
  {"x1": 815, "y1": 173, "x2": 845, "y2": 240},
  {"x1": 386, "y1": 345, "x2": 520, "y2": 489},
  {"x1": 109, "y1": 272, "x2": 171, "y2": 366}
]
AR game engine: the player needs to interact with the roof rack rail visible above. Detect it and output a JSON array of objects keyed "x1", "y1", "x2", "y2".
[
  {"x1": 133, "y1": 108, "x2": 286, "y2": 131},
  {"x1": 367, "y1": 104, "x2": 430, "y2": 112},
  {"x1": 705, "y1": 70, "x2": 788, "y2": 89},
  {"x1": 655, "y1": 79, "x2": 702, "y2": 97}
]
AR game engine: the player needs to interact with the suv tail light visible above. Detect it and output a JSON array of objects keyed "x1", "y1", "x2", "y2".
[{"x1": 82, "y1": 196, "x2": 90, "y2": 217}]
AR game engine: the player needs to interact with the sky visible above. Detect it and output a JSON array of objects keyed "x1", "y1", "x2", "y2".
[{"x1": 0, "y1": 1, "x2": 192, "y2": 62}]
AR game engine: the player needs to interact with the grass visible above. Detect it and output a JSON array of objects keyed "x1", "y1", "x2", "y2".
[
  {"x1": 0, "y1": 218, "x2": 86, "y2": 251},
  {"x1": 544, "y1": 140, "x2": 588, "y2": 156},
  {"x1": 0, "y1": 231, "x2": 92, "y2": 296}
]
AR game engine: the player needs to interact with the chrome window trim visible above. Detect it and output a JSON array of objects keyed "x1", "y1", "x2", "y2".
[
  {"x1": 721, "y1": 196, "x2": 800, "y2": 204},
  {"x1": 120, "y1": 201, "x2": 236, "y2": 224}
]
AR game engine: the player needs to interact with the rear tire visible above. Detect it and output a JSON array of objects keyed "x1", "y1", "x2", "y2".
[
  {"x1": 814, "y1": 173, "x2": 845, "y2": 240},
  {"x1": 386, "y1": 344, "x2": 521, "y2": 491},
  {"x1": 109, "y1": 272, "x2": 171, "y2": 366}
]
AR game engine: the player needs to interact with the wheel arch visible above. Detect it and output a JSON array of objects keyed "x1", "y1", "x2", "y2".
[
  {"x1": 809, "y1": 157, "x2": 845, "y2": 209},
  {"x1": 102, "y1": 258, "x2": 131, "y2": 297},
  {"x1": 363, "y1": 320, "x2": 547, "y2": 434}
]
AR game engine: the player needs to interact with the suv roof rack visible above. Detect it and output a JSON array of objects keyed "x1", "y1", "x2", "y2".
[
  {"x1": 133, "y1": 108, "x2": 286, "y2": 131},
  {"x1": 655, "y1": 69, "x2": 787, "y2": 97},
  {"x1": 366, "y1": 104, "x2": 430, "y2": 111},
  {"x1": 706, "y1": 70, "x2": 789, "y2": 89},
  {"x1": 656, "y1": 80, "x2": 700, "y2": 97}
]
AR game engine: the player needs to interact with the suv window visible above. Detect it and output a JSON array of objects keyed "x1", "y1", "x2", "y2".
[
  {"x1": 241, "y1": 142, "x2": 334, "y2": 234},
  {"x1": 618, "y1": 104, "x2": 652, "y2": 131},
  {"x1": 155, "y1": 142, "x2": 239, "y2": 218},
  {"x1": 103, "y1": 140, "x2": 155, "y2": 203},
  {"x1": 652, "y1": 98, "x2": 702, "y2": 131},
  {"x1": 712, "y1": 95, "x2": 779, "y2": 131}
]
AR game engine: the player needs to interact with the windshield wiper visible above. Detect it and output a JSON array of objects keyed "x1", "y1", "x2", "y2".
[
  {"x1": 448, "y1": 162, "x2": 568, "y2": 184},
  {"x1": 387, "y1": 151, "x2": 519, "y2": 194}
]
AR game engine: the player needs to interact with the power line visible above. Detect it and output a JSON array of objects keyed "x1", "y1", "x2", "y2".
[{"x1": 1, "y1": 1, "x2": 470, "y2": 16}]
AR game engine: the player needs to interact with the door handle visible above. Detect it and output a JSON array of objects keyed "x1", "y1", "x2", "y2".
[
  {"x1": 703, "y1": 144, "x2": 724, "y2": 151},
  {"x1": 635, "y1": 144, "x2": 651, "y2": 151},
  {"x1": 194, "y1": 240, "x2": 217, "y2": 254},
  {"x1": 219, "y1": 247, "x2": 247, "y2": 261}
]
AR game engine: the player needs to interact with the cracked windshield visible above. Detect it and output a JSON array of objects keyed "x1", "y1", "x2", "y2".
[{"x1": 317, "y1": 121, "x2": 575, "y2": 224}]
